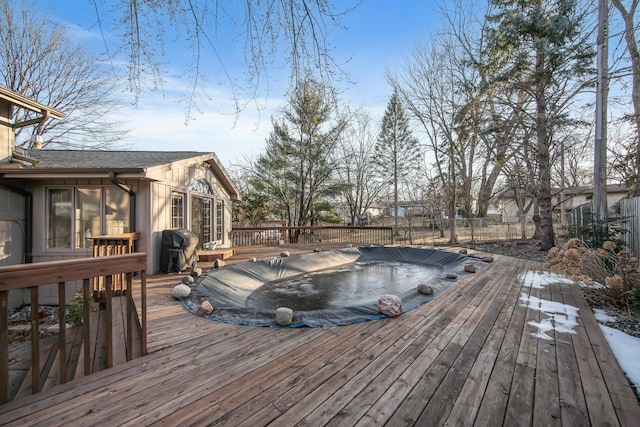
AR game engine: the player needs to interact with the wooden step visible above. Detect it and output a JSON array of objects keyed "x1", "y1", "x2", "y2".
[{"x1": 198, "y1": 248, "x2": 235, "y2": 262}]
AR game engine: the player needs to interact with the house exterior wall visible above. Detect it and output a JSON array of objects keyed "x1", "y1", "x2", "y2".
[
  {"x1": 149, "y1": 161, "x2": 233, "y2": 274},
  {"x1": 500, "y1": 196, "x2": 536, "y2": 223},
  {"x1": 17, "y1": 178, "x2": 141, "y2": 304},
  {"x1": 499, "y1": 190, "x2": 628, "y2": 223},
  {"x1": 2, "y1": 155, "x2": 236, "y2": 304},
  {"x1": 0, "y1": 188, "x2": 27, "y2": 309},
  {"x1": 558, "y1": 192, "x2": 626, "y2": 218}
]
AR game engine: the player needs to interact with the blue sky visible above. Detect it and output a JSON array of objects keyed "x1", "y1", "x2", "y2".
[{"x1": 32, "y1": 0, "x2": 447, "y2": 165}]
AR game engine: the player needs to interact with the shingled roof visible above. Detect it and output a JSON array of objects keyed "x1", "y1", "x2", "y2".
[
  {"x1": 0, "y1": 149, "x2": 240, "y2": 199},
  {"x1": 27, "y1": 150, "x2": 208, "y2": 169}
]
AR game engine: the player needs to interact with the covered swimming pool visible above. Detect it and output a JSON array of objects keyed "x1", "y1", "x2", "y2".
[{"x1": 179, "y1": 246, "x2": 486, "y2": 327}]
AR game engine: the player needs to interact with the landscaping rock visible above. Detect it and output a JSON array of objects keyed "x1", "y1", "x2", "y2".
[
  {"x1": 171, "y1": 284, "x2": 191, "y2": 298},
  {"x1": 314, "y1": 248, "x2": 322, "y2": 252},
  {"x1": 481, "y1": 256, "x2": 494, "y2": 263},
  {"x1": 281, "y1": 251, "x2": 291, "y2": 257},
  {"x1": 417, "y1": 284, "x2": 435, "y2": 295},
  {"x1": 181, "y1": 275, "x2": 195, "y2": 285},
  {"x1": 197, "y1": 300, "x2": 214, "y2": 316},
  {"x1": 446, "y1": 272, "x2": 458, "y2": 280},
  {"x1": 190, "y1": 267, "x2": 203, "y2": 278},
  {"x1": 378, "y1": 295, "x2": 402, "y2": 317},
  {"x1": 249, "y1": 257, "x2": 257, "y2": 262},
  {"x1": 459, "y1": 248, "x2": 468, "y2": 254},
  {"x1": 214, "y1": 259, "x2": 225, "y2": 269},
  {"x1": 464, "y1": 264, "x2": 476, "y2": 273},
  {"x1": 275, "y1": 307, "x2": 293, "y2": 326}
]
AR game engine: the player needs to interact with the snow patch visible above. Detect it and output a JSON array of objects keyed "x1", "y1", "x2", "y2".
[
  {"x1": 519, "y1": 270, "x2": 574, "y2": 289},
  {"x1": 519, "y1": 293, "x2": 579, "y2": 340},
  {"x1": 517, "y1": 271, "x2": 639, "y2": 397},
  {"x1": 599, "y1": 325, "x2": 640, "y2": 394},
  {"x1": 593, "y1": 308, "x2": 617, "y2": 323}
]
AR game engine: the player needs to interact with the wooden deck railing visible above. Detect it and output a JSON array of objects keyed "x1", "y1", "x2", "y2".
[
  {"x1": 0, "y1": 253, "x2": 147, "y2": 404},
  {"x1": 91, "y1": 232, "x2": 140, "y2": 299},
  {"x1": 231, "y1": 226, "x2": 394, "y2": 247}
]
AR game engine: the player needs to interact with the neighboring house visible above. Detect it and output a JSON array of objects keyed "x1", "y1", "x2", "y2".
[
  {"x1": 561, "y1": 185, "x2": 629, "y2": 217},
  {"x1": 495, "y1": 184, "x2": 629, "y2": 223},
  {"x1": 0, "y1": 87, "x2": 240, "y2": 305}
]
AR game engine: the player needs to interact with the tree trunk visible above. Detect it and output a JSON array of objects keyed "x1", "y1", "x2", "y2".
[
  {"x1": 448, "y1": 187, "x2": 458, "y2": 245},
  {"x1": 535, "y1": 48, "x2": 555, "y2": 251},
  {"x1": 476, "y1": 164, "x2": 503, "y2": 217}
]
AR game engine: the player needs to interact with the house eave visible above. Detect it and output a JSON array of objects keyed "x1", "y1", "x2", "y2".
[
  {"x1": 202, "y1": 156, "x2": 241, "y2": 200},
  {"x1": 0, "y1": 167, "x2": 148, "y2": 180},
  {"x1": 0, "y1": 87, "x2": 65, "y2": 120}
]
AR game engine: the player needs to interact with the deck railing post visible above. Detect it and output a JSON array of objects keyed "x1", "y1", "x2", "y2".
[
  {"x1": 0, "y1": 290, "x2": 8, "y2": 404},
  {"x1": 141, "y1": 270, "x2": 147, "y2": 355},
  {"x1": 105, "y1": 275, "x2": 113, "y2": 368},
  {"x1": 30, "y1": 287, "x2": 40, "y2": 394},
  {"x1": 58, "y1": 281, "x2": 67, "y2": 384},
  {"x1": 83, "y1": 278, "x2": 91, "y2": 376},
  {"x1": 126, "y1": 272, "x2": 133, "y2": 361}
]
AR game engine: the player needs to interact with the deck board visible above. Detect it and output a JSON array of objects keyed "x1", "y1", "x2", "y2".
[{"x1": 1, "y1": 245, "x2": 639, "y2": 426}]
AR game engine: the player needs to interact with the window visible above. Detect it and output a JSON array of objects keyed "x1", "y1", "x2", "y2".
[
  {"x1": 171, "y1": 192, "x2": 185, "y2": 229},
  {"x1": 104, "y1": 187, "x2": 130, "y2": 235},
  {"x1": 215, "y1": 200, "x2": 223, "y2": 241},
  {"x1": 48, "y1": 189, "x2": 72, "y2": 248},
  {"x1": 76, "y1": 188, "x2": 101, "y2": 248},
  {"x1": 47, "y1": 187, "x2": 131, "y2": 250},
  {"x1": 191, "y1": 178, "x2": 213, "y2": 194}
]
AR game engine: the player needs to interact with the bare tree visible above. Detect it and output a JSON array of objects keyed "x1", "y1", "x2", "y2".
[
  {"x1": 0, "y1": 0, "x2": 128, "y2": 149},
  {"x1": 610, "y1": 0, "x2": 640, "y2": 196},
  {"x1": 608, "y1": 122, "x2": 639, "y2": 189},
  {"x1": 391, "y1": 38, "x2": 460, "y2": 244},
  {"x1": 333, "y1": 108, "x2": 385, "y2": 226},
  {"x1": 552, "y1": 128, "x2": 594, "y2": 188},
  {"x1": 94, "y1": 0, "x2": 359, "y2": 118}
]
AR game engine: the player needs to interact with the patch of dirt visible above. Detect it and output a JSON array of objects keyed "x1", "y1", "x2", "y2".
[
  {"x1": 464, "y1": 239, "x2": 549, "y2": 263},
  {"x1": 8, "y1": 305, "x2": 60, "y2": 343}
]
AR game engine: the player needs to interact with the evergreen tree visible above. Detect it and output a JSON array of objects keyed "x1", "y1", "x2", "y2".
[
  {"x1": 484, "y1": 0, "x2": 594, "y2": 250},
  {"x1": 251, "y1": 79, "x2": 347, "y2": 239},
  {"x1": 374, "y1": 89, "x2": 421, "y2": 235}
]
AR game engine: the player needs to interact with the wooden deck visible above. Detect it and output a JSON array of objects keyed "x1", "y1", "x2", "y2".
[{"x1": 0, "y1": 245, "x2": 639, "y2": 426}]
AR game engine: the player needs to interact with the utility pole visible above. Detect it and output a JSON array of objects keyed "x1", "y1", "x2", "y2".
[{"x1": 594, "y1": 0, "x2": 609, "y2": 227}]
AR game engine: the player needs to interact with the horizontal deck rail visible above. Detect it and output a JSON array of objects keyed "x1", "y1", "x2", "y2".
[
  {"x1": 231, "y1": 226, "x2": 394, "y2": 247},
  {"x1": 0, "y1": 253, "x2": 147, "y2": 404}
]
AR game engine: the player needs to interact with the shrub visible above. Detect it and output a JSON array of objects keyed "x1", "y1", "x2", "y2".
[
  {"x1": 66, "y1": 289, "x2": 95, "y2": 325},
  {"x1": 545, "y1": 238, "x2": 640, "y2": 313},
  {"x1": 565, "y1": 217, "x2": 626, "y2": 250}
]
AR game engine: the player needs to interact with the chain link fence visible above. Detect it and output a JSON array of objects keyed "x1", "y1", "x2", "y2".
[{"x1": 380, "y1": 216, "x2": 568, "y2": 246}]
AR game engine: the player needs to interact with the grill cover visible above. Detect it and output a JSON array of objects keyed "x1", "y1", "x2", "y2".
[{"x1": 160, "y1": 229, "x2": 200, "y2": 273}]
